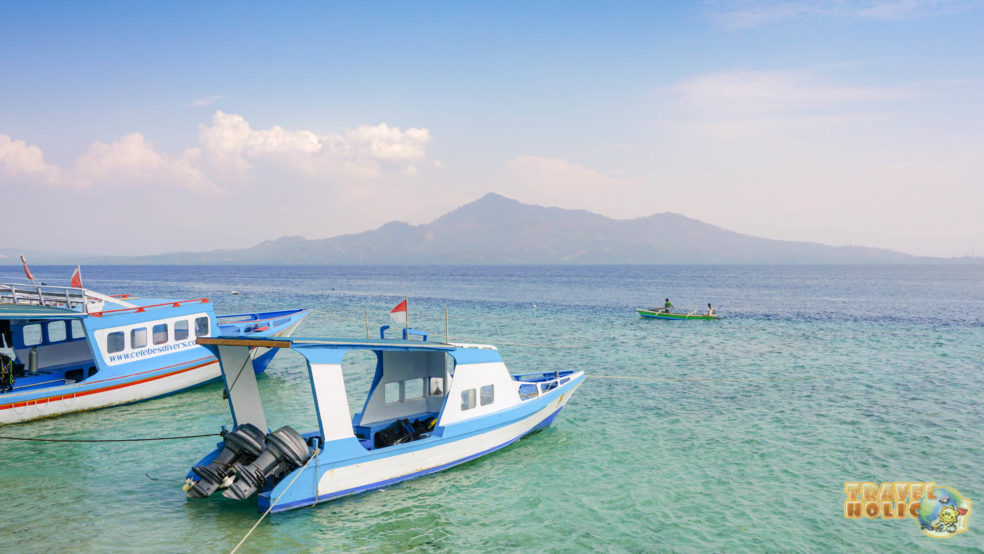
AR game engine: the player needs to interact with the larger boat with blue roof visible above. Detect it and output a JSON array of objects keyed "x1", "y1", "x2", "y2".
[
  {"x1": 0, "y1": 280, "x2": 310, "y2": 424},
  {"x1": 183, "y1": 326, "x2": 584, "y2": 513}
]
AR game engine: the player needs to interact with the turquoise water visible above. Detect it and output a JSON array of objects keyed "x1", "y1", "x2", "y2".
[{"x1": 1, "y1": 265, "x2": 982, "y2": 552}]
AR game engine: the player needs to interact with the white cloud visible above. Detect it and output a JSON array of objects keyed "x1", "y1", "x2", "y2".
[
  {"x1": 198, "y1": 111, "x2": 323, "y2": 174},
  {"x1": 0, "y1": 111, "x2": 433, "y2": 195},
  {"x1": 345, "y1": 123, "x2": 431, "y2": 162},
  {"x1": 0, "y1": 135, "x2": 61, "y2": 183},
  {"x1": 707, "y1": 0, "x2": 977, "y2": 28},
  {"x1": 72, "y1": 133, "x2": 217, "y2": 193},
  {"x1": 198, "y1": 111, "x2": 432, "y2": 179}
]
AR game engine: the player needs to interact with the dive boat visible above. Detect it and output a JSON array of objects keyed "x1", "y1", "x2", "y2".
[
  {"x1": 636, "y1": 308, "x2": 718, "y2": 320},
  {"x1": 183, "y1": 326, "x2": 584, "y2": 513},
  {"x1": 0, "y1": 281, "x2": 310, "y2": 424}
]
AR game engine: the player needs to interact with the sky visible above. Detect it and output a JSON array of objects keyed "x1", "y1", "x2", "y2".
[{"x1": 1, "y1": 1, "x2": 982, "y2": 257}]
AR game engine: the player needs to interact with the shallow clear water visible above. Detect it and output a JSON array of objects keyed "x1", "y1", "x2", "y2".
[{"x1": 1, "y1": 265, "x2": 982, "y2": 552}]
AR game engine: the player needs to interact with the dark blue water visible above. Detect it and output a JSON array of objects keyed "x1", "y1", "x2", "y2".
[{"x1": 1, "y1": 265, "x2": 981, "y2": 551}]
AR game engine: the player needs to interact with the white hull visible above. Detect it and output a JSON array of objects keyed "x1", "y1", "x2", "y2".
[
  {"x1": 0, "y1": 359, "x2": 221, "y2": 425},
  {"x1": 286, "y1": 386, "x2": 577, "y2": 510}
]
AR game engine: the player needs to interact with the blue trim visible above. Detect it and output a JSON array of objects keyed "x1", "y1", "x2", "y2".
[
  {"x1": 354, "y1": 352, "x2": 385, "y2": 426},
  {"x1": 250, "y1": 348, "x2": 278, "y2": 374},
  {"x1": 449, "y1": 348, "x2": 503, "y2": 364},
  {"x1": 293, "y1": 344, "x2": 346, "y2": 364},
  {"x1": 264, "y1": 406, "x2": 565, "y2": 513}
]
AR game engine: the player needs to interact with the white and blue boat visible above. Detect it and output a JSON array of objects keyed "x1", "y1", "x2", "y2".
[
  {"x1": 184, "y1": 327, "x2": 584, "y2": 513},
  {"x1": 0, "y1": 281, "x2": 310, "y2": 424}
]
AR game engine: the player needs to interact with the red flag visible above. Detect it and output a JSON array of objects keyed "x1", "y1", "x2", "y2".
[
  {"x1": 390, "y1": 298, "x2": 408, "y2": 325},
  {"x1": 70, "y1": 265, "x2": 83, "y2": 288},
  {"x1": 19, "y1": 254, "x2": 34, "y2": 281}
]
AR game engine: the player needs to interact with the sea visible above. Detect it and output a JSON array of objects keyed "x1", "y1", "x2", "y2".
[{"x1": 0, "y1": 264, "x2": 981, "y2": 552}]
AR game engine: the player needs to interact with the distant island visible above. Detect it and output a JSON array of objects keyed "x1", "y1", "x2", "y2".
[{"x1": 3, "y1": 193, "x2": 982, "y2": 265}]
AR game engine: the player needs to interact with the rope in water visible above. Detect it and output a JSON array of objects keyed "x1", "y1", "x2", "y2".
[
  {"x1": 0, "y1": 433, "x2": 219, "y2": 443},
  {"x1": 589, "y1": 374, "x2": 826, "y2": 383},
  {"x1": 230, "y1": 447, "x2": 321, "y2": 554}
]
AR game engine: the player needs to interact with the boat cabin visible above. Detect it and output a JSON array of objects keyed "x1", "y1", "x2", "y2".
[{"x1": 200, "y1": 330, "x2": 574, "y2": 454}]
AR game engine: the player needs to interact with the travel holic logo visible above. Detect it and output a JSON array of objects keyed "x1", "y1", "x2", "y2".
[{"x1": 844, "y1": 482, "x2": 972, "y2": 538}]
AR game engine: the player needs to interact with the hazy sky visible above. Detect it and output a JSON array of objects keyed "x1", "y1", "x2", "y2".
[{"x1": 2, "y1": 1, "x2": 982, "y2": 257}]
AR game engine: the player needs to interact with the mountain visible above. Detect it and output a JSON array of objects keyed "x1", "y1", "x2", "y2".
[{"x1": 6, "y1": 194, "x2": 981, "y2": 265}]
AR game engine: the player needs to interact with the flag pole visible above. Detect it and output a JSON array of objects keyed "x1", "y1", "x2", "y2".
[
  {"x1": 404, "y1": 296, "x2": 409, "y2": 337},
  {"x1": 75, "y1": 264, "x2": 89, "y2": 313},
  {"x1": 364, "y1": 306, "x2": 370, "y2": 339},
  {"x1": 19, "y1": 254, "x2": 44, "y2": 305}
]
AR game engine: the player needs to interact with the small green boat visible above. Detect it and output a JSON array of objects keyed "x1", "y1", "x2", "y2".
[{"x1": 636, "y1": 308, "x2": 718, "y2": 320}]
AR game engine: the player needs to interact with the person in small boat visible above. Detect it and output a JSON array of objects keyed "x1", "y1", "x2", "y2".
[
  {"x1": 706, "y1": 303, "x2": 716, "y2": 317},
  {"x1": 662, "y1": 298, "x2": 673, "y2": 313}
]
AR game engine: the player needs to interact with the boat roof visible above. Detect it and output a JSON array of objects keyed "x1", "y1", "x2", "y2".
[
  {"x1": 0, "y1": 304, "x2": 87, "y2": 320},
  {"x1": 198, "y1": 336, "x2": 494, "y2": 353}
]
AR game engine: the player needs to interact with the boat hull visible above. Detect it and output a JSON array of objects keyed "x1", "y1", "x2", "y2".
[
  {"x1": 262, "y1": 374, "x2": 583, "y2": 513},
  {"x1": 637, "y1": 308, "x2": 717, "y2": 320},
  {"x1": 0, "y1": 357, "x2": 221, "y2": 424},
  {"x1": 0, "y1": 313, "x2": 309, "y2": 425}
]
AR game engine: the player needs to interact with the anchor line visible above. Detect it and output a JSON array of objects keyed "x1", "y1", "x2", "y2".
[
  {"x1": 230, "y1": 447, "x2": 321, "y2": 554},
  {"x1": 222, "y1": 346, "x2": 256, "y2": 400},
  {"x1": 0, "y1": 433, "x2": 220, "y2": 443}
]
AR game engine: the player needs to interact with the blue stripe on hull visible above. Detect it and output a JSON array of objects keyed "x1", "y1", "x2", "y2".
[
  {"x1": 250, "y1": 348, "x2": 278, "y2": 374},
  {"x1": 264, "y1": 406, "x2": 565, "y2": 513}
]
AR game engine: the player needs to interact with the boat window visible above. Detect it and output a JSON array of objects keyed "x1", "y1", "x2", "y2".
[
  {"x1": 152, "y1": 324, "x2": 168, "y2": 345},
  {"x1": 480, "y1": 384, "x2": 494, "y2": 406},
  {"x1": 428, "y1": 377, "x2": 445, "y2": 396},
  {"x1": 461, "y1": 388, "x2": 476, "y2": 411},
  {"x1": 48, "y1": 321, "x2": 67, "y2": 343},
  {"x1": 384, "y1": 381, "x2": 401, "y2": 404},
  {"x1": 107, "y1": 331, "x2": 125, "y2": 353},
  {"x1": 131, "y1": 328, "x2": 148, "y2": 349},
  {"x1": 195, "y1": 316, "x2": 210, "y2": 337},
  {"x1": 174, "y1": 320, "x2": 190, "y2": 341},
  {"x1": 405, "y1": 378, "x2": 424, "y2": 399},
  {"x1": 23, "y1": 324, "x2": 42, "y2": 346},
  {"x1": 70, "y1": 320, "x2": 85, "y2": 339}
]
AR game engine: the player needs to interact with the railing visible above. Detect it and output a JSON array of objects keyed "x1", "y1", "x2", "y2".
[
  {"x1": 0, "y1": 283, "x2": 91, "y2": 311},
  {"x1": 88, "y1": 298, "x2": 209, "y2": 317},
  {"x1": 513, "y1": 370, "x2": 575, "y2": 400}
]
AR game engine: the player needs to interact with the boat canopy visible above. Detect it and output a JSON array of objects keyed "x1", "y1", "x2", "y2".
[
  {"x1": 199, "y1": 336, "x2": 458, "y2": 351},
  {"x1": 197, "y1": 335, "x2": 500, "y2": 440},
  {"x1": 0, "y1": 304, "x2": 88, "y2": 320}
]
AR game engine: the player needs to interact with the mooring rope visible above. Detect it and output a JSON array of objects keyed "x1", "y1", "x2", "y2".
[
  {"x1": 230, "y1": 447, "x2": 321, "y2": 554},
  {"x1": 0, "y1": 433, "x2": 220, "y2": 443}
]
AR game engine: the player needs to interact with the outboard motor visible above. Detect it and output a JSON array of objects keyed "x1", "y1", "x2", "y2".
[
  {"x1": 222, "y1": 426, "x2": 311, "y2": 500},
  {"x1": 185, "y1": 423, "x2": 266, "y2": 498}
]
